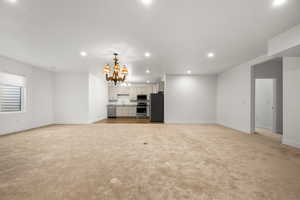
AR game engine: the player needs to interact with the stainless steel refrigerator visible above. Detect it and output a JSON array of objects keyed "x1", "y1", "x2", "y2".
[{"x1": 150, "y1": 92, "x2": 164, "y2": 122}]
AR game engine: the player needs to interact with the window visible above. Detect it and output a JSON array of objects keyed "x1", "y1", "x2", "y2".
[
  {"x1": 0, "y1": 72, "x2": 25, "y2": 113},
  {"x1": 0, "y1": 85, "x2": 22, "y2": 112}
]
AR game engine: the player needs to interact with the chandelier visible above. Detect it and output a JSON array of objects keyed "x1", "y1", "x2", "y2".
[{"x1": 103, "y1": 53, "x2": 128, "y2": 85}]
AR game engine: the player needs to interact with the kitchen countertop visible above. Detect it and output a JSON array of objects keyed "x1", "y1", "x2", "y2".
[
  {"x1": 107, "y1": 104, "x2": 149, "y2": 107},
  {"x1": 108, "y1": 104, "x2": 136, "y2": 107}
]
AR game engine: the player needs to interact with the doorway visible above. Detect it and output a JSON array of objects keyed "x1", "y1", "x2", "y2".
[
  {"x1": 255, "y1": 79, "x2": 277, "y2": 133},
  {"x1": 251, "y1": 58, "x2": 283, "y2": 138}
]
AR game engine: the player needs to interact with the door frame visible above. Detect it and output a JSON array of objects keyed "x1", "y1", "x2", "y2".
[
  {"x1": 250, "y1": 58, "x2": 283, "y2": 137},
  {"x1": 272, "y1": 79, "x2": 277, "y2": 133}
]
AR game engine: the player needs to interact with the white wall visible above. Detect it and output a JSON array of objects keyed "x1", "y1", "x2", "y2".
[
  {"x1": 0, "y1": 57, "x2": 109, "y2": 129},
  {"x1": 0, "y1": 56, "x2": 54, "y2": 135},
  {"x1": 216, "y1": 24, "x2": 300, "y2": 138},
  {"x1": 255, "y1": 79, "x2": 274, "y2": 130},
  {"x1": 282, "y1": 57, "x2": 300, "y2": 148},
  {"x1": 54, "y1": 71, "x2": 108, "y2": 124},
  {"x1": 165, "y1": 75, "x2": 217, "y2": 124},
  {"x1": 88, "y1": 73, "x2": 108, "y2": 123},
  {"x1": 217, "y1": 63, "x2": 251, "y2": 133},
  {"x1": 217, "y1": 54, "x2": 300, "y2": 150},
  {"x1": 217, "y1": 55, "x2": 277, "y2": 133},
  {"x1": 54, "y1": 72, "x2": 89, "y2": 124}
]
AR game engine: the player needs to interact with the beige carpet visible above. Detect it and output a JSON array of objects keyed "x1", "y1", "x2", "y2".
[{"x1": 0, "y1": 124, "x2": 300, "y2": 200}]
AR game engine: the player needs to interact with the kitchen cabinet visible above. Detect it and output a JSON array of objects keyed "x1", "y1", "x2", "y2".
[
  {"x1": 108, "y1": 83, "x2": 158, "y2": 118},
  {"x1": 129, "y1": 87, "x2": 137, "y2": 100},
  {"x1": 153, "y1": 83, "x2": 160, "y2": 93},
  {"x1": 109, "y1": 87, "x2": 118, "y2": 100},
  {"x1": 108, "y1": 83, "x2": 160, "y2": 102},
  {"x1": 118, "y1": 87, "x2": 129, "y2": 95},
  {"x1": 147, "y1": 85, "x2": 153, "y2": 97},
  {"x1": 128, "y1": 107, "x2": 136, "y2": 117},
  {"x1": 158, "y1": 82, "x2": 164, "y2": 92},
  {"x1": 116, "y1": 106, "x2": 136, "y2": 117},
  {"x1": 107, "y1": 105, "x2": 116, "y2": 118},
  {"x1": 116, "y1": 107, "x2": 126, "y2": 117}
]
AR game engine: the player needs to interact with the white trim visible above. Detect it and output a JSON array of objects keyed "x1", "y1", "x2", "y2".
[
  {"x1": 88, "y1": 117, "x2": 107, "y2": 124},
  {"x1": 217, "y1": 123, "x2": 251, "y2": 134},
  {"x1": 282, "y1": 139, "x2": 300, "y2": 149},
  {"x1": 0, "y1": 111, "x2": 26, "y2": 115},
  {"x1": 165, "y1": 121, "x2": 216, "y2": 124},
  {"x1": 0, "y1": 122, "x2": 54, "y2": 136},
  {"x1": 54, "y1": 121, "x2": 90, "y2": 125}
]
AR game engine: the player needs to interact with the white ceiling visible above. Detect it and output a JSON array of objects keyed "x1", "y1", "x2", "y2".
[{"x1": 0, "y1": 0, "x2": 300, "y2": 82}]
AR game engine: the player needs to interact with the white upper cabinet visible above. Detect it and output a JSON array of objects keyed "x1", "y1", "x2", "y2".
[
  {"x1": 153, "y1": 83, "x2": 159, "y2": 93},
  {"x1": 109, "y1": 87, "x2": 118, "y2": 100},
  {"x1": 129, "y1": 87, "x2": 136, "y2": 100},
  {"x1": 108, "y1": 83, "x2": 158, "y2": 101}
]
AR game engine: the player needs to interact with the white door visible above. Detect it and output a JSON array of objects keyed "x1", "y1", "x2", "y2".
[{"x1": 255, "y1": 79, "x2": 276, "y2": 132}]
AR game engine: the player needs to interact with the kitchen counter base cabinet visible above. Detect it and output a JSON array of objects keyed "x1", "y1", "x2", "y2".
[
  {"x1": 108, "y1": 105, "x2": 136, "y2": 118},
  {"x1": 107, "y1": 105, "x2": 117, "y2": 118},
  {"x1": 107, "y1": 105, "x2": 150, "y2": 118}
]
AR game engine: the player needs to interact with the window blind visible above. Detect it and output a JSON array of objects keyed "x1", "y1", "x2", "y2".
[{"x1": 0, "y1": 84, "x2": 22, "y2": 112}]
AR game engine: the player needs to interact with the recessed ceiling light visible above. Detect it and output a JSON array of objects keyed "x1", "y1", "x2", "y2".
[
  {"x1": 141, "y1": 0, "x2": 152, "y2": 6},
  {"x1": 207, "y1": 52, "x2": 215, "y2": 58},
  {"x1": 6, "y1": 0, "x2": 17, "y2": 4},
  {"x1": 187, "y1": 70, "x2": 192, "y2": 74},
  {"x1": 272, "y1": 0, "x2": 287, "y2": 7},
  {"x1": 145, "y1": 52, "x2": 151, "y2": 57},
  {"x1": 146, "y1": 80, "x2": 150, "y2": 83},
  {"x1": 80, "y1": 51, "x2": 87, "y2": 57},
  {"x1": 146, "y1": 69, "x2": 151, "y2": 74}
]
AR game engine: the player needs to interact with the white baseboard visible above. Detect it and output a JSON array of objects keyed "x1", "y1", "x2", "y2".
[
  {"x1": 0, "y1": 122, "x2": 54, "y2": 136},
  {"x1": 54, "y1": 118, "x2": 92, "y2": 124},
  {"x1": 89, "y1": 117, "x2": 106, "y2": 124},
  {"x1": 164, "y1": 120, "x2": 216, "y2": 124},
  {"x1": 216, "y1": 122, "x2": 251, "y2": 134},
  {"x1": 255, "y1": 125, "x2": 273, "y2": 130},
  {"x1": 282, "y1": 139, "x2": 300, "y2": 149}
]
